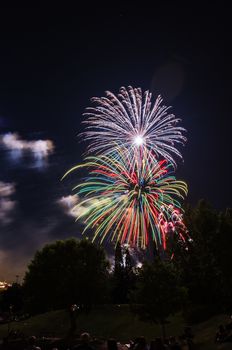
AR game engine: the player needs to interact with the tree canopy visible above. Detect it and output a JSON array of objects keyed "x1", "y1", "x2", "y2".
[
  {"x1": 23, "y1": 238, "x2": 109, "y2": 313},
  {"x1": 131, "y1": 258, "x2": 186, "y2": 325}
]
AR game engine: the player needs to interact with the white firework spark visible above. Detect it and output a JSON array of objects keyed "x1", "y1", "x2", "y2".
[{"x1": 82, "y1": 86, "x2": 186, "y2": 166}]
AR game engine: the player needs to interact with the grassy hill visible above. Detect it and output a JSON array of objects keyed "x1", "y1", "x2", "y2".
[{"x1": 0, "y1": 305, "x2": 230, "y2": 349}]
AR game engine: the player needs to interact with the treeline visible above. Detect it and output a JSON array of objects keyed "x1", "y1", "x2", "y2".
[
  {"x1": 173, "y1": 199, "x2": 232, "y2": 321},
  {"x1": 0, "y1": 199, "x2": 231, "y2": 326}
]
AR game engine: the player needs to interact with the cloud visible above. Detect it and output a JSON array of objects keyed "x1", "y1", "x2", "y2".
[
  {"x1": 57, "y1": 194, "x2": 112, "y2": 220},
  {"x1": 0, "y1": 133, "x2": 54, "y2": 167},
  {"x1": 0, "y1": 181, "x2": 15, "y2": 197},
  {"x1": 0, "y1": 181, "x2": 16, "y2": 225},
  {"x1": 57, "y1": 194, "x2": 81, "y2": 218}
]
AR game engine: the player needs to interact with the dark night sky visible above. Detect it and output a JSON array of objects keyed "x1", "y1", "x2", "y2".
[{"x1": 0, "y1": 3, "x2": 230, "y2": 281}]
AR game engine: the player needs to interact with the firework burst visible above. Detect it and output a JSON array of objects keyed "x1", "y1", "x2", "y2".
[
  {"x1": 63, "y1": 147, "x2": 188, "y2": 249},
  {"x1": 82, "y1": 86, "x2": 186, "y2": 166}
]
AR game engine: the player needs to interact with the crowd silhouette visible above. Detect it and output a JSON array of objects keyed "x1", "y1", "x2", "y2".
[{"x1": 1, "y1": 330, "x2": 196, "y2": 350}]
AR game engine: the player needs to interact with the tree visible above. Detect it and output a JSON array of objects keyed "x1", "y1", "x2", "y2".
[
  {"x1": 131, "y1": 258, "x2": 187, "y2": 339},
  {"x1": 125, "y1": 248, "x2": 133, "y2": 275},
  {"x1": 124, "y1": 248, "x2": 136, "y2": 296},
  {"x1": 172, "y1": 200, "x2": 227, "y2": 321},
  {"x1": 111, "y1": 243, "x2": 127, "y2": 303},
  {"x1": 23, "y1": 238, "x2": 109, "y2": 314},
  {"x1": 215, "y1": 209, "x2": 232, "y2": 312},
  {"x1": 111, "y1": 244, "x2": 136, "y2": 303},
  {"x1": 114, "y1": 242, "x2": 123, "y2": 275},
  {"x1": 173, "y1": 200, "x2": 221, "y2": 310}
]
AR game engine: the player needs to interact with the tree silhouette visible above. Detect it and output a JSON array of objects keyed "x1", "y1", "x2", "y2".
[
  {"x1": 23, "y1": 238, "x2": 109, "y2": 314},
  {"x1": 111, "y1": 243, "x2": 135, "y2": 303},
  {"x1": 131, "y1": 258, "x2": 186, "y2": 339}
]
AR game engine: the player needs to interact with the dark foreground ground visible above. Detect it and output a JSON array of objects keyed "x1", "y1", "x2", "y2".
[{"x1": 0, "y1": 305, "x2": 231, "y2": 349}]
